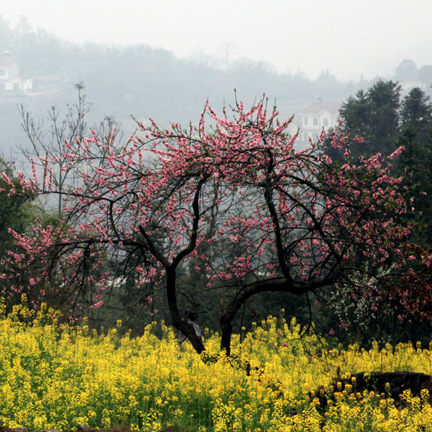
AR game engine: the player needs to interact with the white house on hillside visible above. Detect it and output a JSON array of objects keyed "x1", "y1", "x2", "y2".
[
  {"x1": 300, "y1": 100, "x2": 341, "y2": 143},
  {"x1": 286, "y1": 98, "x2": 341, "y2": 151},
  {"x1": 0, "y1": 53, "x2": 33, "y2": 92}
]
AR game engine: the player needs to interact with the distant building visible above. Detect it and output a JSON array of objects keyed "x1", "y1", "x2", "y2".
[
  {"x1": 0, "y1": 53, "x2": 33, "y2": 92},
  {"x1": 290, "y1": 98, "x2": 341, "y2": 150}
]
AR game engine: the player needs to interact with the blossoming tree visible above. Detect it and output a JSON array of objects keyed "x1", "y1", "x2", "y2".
[{"x1": 1, "y1": 99, "x2": 417, "y2": 355}]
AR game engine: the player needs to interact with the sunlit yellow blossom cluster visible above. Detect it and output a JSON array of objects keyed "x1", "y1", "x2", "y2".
[{"x1": 1, "y1": 298, "x2": 432, "y2": 431}]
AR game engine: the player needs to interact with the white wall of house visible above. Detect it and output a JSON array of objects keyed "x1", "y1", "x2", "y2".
[
  {"x1": 0, "y1": 61, "x2": 19, "y2": 80},
  {"x1": 0, "y1": 77, "x2": 33, "y2": 91},
  {"x1": 297, "y1": 103, "x2": 341, "y2": 149},
  {"x1": 0, "y1": 58, "x2": 33, "y2": 91},
  {"x1": 3, "y1": 77, "x2": 20, "y2": 90},
  {"x1": 302, "y1": 109, "x2": 338, "y2": 133},
  {"x1": 21, "y1": 78, "x2": 33, "y2": 91}
]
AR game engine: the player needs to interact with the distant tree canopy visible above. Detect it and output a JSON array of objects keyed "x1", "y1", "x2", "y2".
[
  {"x1": 395, "y1": 59, "x2": 418, "y2": 81},
  {"x1": 395, "y1": 59, "x2": 432, "y2": 86},
  {"x1": 0, "y1": 13, "x2": 357, "y2": 148}
]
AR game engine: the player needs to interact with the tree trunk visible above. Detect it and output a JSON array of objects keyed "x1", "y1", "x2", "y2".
[
  {"x1": 166, "y1": 267, "x2": 205, "y2": 354},
  {"x1": 219, "y1": 278, "x2": 327, "y2": 355},
  {"x1": 220, "y1": 315, "x2": 233, "y2": 356}
]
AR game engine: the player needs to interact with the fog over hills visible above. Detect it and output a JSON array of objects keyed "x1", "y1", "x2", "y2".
[
  {"x1": 4, "y1": 0, "x2": 432, "y2": 80},
  {"x1": 0, "y1": 3, "x2": 431, "y2": 158}
]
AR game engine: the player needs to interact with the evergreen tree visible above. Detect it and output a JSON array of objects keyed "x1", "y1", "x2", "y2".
[
  {"x1": 397, "y1": 88, "x2": 432, "y2": 245},
  {"x1": 400, "y1": 87, "x2": 432, "y2": 137},
  {"x1": 337, "y1": 80, "x2": 401, "y2": 162},
  {"x1": 367, "y1": 80, "x2": 401, "y2": 155}
]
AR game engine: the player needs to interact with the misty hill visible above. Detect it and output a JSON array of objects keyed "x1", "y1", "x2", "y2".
[{"x1": 1, "y1": 15, "x2": 428, "y2": 156}]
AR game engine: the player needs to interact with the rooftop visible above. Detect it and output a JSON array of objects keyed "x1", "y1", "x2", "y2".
[
  {"x1": 301, "y1": 102, "x2": 341, "y2": 116},
  {"x1": 0, "y1": 56, "x2": 17, "y2": 68}
]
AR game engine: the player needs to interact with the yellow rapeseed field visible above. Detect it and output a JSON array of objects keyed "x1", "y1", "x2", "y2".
[{"x1": 1, "y1": 296, "x2": 432, "y2": 431}]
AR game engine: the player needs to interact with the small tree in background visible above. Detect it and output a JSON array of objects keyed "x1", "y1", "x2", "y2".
[
  {"x1": 0, "y1": 98, "x2": 424, "y2": 355},
  {"x1": 18, "y1": 83, "x2": 122, "y2": 216}
]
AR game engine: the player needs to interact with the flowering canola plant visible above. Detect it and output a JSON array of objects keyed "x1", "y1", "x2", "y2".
[{"x1": 1, "y1": 299, "x2": 432, "y2": 431}]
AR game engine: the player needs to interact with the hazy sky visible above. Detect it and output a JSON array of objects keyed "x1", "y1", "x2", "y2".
[{"x1": 2, "y1": 0, "x2": 432, "y2": 80}]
